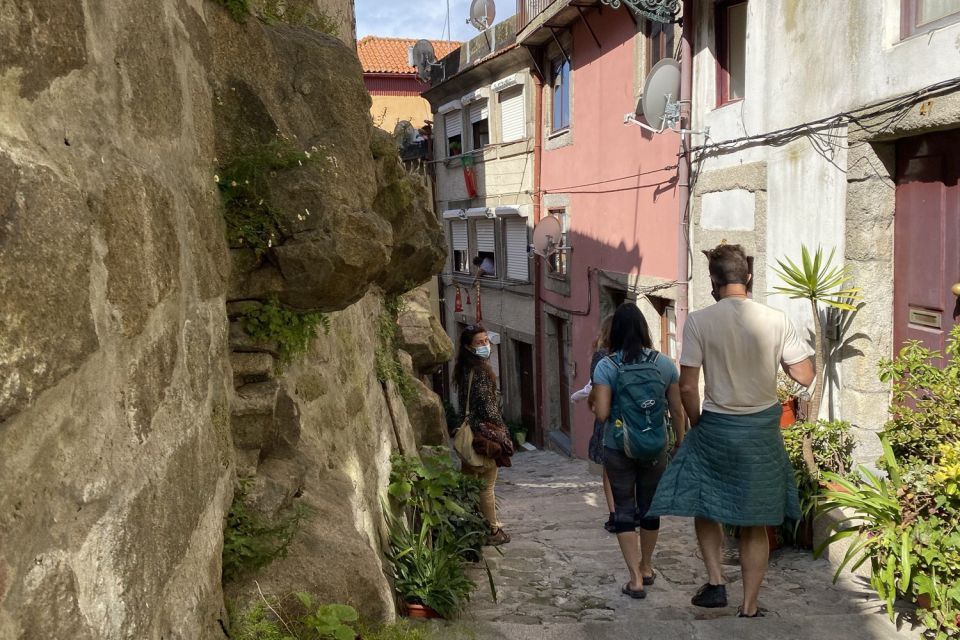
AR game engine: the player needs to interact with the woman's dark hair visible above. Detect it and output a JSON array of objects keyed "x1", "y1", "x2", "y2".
[
  {"x1": 609, "y1": 302, "x2": 653, "y2": 363},
  {"x1": 453, "y1": 323, "x2": 494, "y2": 390}
]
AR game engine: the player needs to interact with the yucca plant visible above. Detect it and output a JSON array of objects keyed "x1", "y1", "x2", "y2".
[
  {"x1": 772, "y1": 245, "x2": 862, "y2": 420},
  {"x1": 815, "y1": 438, "x2": 911, "y2": 618}
]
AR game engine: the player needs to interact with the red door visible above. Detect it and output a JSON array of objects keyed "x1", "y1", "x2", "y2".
[{"x1": 894, "y1": 130, "x2": 960, "y2": 359}]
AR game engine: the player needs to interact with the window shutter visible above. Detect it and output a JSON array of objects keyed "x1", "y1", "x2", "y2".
[
  {"x1": 499, "y1": 87, "x2": 524, "y2": 143},
  {"x1": 446, "y1": 110, "x2": 462, "y2": 139},
  {"x1": 475, "y1": 219, "x2": 495, "y2": 253},
  {"x1": 469, "y1": 100, "x2": 489, "y2": 123},
  {"x1": 504, "y1": 216, "x2": 529, "y2": 281},
  {"x1": 451, "y1": 220, "x2": 468, "y2": 250}
]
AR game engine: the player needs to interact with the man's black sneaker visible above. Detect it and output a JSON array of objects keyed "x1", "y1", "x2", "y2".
[{"x1": 691, "y1": 583, "x2": 728, "y2": 608}]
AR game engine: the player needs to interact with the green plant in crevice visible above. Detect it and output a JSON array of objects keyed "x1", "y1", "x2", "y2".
[
  {"x1": 215, "y1": 0, "x2": 251, "y2": 22},
  {"x1": 375, "y1": 294, "x2": 416, "y2": 402},
  {"x1": 239, "y1": 296, "x2": 329, "y2": 365},
  {"x1": 216, "y1": 139, "x2": 324, "y2": 257},
  {"x1": 260, "y1": 0, "x2": 341, "y2": 34},
  {"x1": 222, "y1": 479, "x2": 307, "y2": 583}
]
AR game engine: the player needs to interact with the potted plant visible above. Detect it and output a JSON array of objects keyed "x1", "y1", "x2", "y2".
[
  {"x1": 772, "y1": 245, "x2": 862, "y2": 421},
  {"x1": 387, "y1": 513, "x2": 475, "y2": 619},
  {"x1": 508, "y1": 422, "x2": 528, "y2": 447},
  {"x1": 777, "y1": 371, "x2": 801, "y2": 427},
  {"x1": 782, "y1": 419, "x2": 854, "y2": 549}
]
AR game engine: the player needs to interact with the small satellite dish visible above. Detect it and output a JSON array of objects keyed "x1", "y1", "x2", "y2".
[
  {"x1": 531, "y1": 215, "x2": 563, "y2": 256},
  {"x1": 411, "y1": 39, "x2": 437, "y2": 82},
  {"x1": 468, "y1": 0, "x2": 496, "y2": 31},
  {"x1": 393, "y1": 120, "x2": 418, "y2": 146},
  {"x1": 640, "y1": 58, "x2": 681, "y2": 132}
]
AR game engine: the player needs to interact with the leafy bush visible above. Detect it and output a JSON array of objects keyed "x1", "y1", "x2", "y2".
[
  {"x1": 231, "y1": 596, "x2": 433, "y2": 640},
  {"x1": 222, "y1": 480, "x2": 306, "y2": 583},
  {"x1": 239, "y1": 296, "x2": 329, "y2": 365},
  {"x1": 215, "y1": 0, "x2": 251, "y2": 22},
  {"x1": 879, "y1": 325, "x2": 960, "y2": 464},
  {"x1": 817, "y1": 328, "x2": 960, "y2": 639},
  {"x1": 389, "y1": 450, "x2": 487, "y2": 556}
]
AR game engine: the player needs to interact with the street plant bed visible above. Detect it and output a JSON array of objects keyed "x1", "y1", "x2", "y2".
[{"x1": 817, "y1": 325, "x2": 960, "y2": 639}]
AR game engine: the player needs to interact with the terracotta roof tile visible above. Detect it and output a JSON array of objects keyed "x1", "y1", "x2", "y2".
[{"x1": 357, "y1": 36, "x2": 461, "y2": 75}]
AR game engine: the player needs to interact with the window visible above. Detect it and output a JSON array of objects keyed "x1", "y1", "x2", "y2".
[
  {"x1": 474, "y1": 219, "x2": 497, "y2": 277},
  {"x1": 446, "y1": 110, "x2": 462, "y2": 156},
  {"x1": 902, "y1": 0, "x2": 960, "y2": 37},
  {"x1": 451, "y1": 220, "x2": 469, "y2": 273},
  {"x1": 504, "y1": 216, "x2": 529, "y2": 281},
  {"x1": 650, "y1": 297, "x2": 678, "y2": 361},
  {"x1": 716, "y1": 0, "x2": 747, "y2": 106},
  {"x1": 551, "y1": 57, "x2": 571, "y2": 132},
  {"x1": 499, "y1": 87, "x2": 525, "y2": 143},
  {"x1": 546, "y1": 209, "x2": 568, "y2": 277},
  {"x1": 645, "y1": 18, "x2": 675, "y2": 73},
  {"x1": 469, "y1": 100, "x2": 490, "y2": 150}
]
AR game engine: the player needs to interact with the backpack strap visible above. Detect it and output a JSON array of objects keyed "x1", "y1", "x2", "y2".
[{"x1": 642, "y1": 349, "x2": 660, "y2": 364}]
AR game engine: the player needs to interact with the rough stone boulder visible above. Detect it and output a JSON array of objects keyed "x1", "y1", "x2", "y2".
[
  {"x1": 403, "y1": 376, "x2": 449, "y2": 447},
  {"x1": 396, "y1": 284, "x2": 455, "y2": 373},
  {"x1": 213, "y1": 19, "x2": 445, "y2": 311}
]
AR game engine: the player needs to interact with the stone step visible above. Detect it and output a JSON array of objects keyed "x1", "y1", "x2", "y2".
[
  {"x1": 438, "y1": 611, "x2": 919, "y2": 640},
  {"x1": 231, "y1": 380, "x2": 280, "y2": 451},
  {"x1": 230, "y1": 351, "x2": 275, "y2": 386}
]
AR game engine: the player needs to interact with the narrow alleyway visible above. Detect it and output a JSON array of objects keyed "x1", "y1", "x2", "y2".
[{"x1": 442, "y1": 449, "x2": 921, "y2": 640}]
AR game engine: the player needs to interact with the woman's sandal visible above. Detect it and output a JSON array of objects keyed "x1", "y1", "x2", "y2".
[
  {"x1": 737, "y1": 606, "x2": 765, "y2": 618},
  {"x1": 621, "y1": 583, "x2": 647, "y2": 599},
  {"x1": 642, "y1": 570, "x2": 656, "y2": 586}
]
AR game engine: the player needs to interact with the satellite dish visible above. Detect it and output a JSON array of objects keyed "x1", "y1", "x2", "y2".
[
  {"x1": 393, "y1": 120, "x2": 418, "y2": 146},
  {"x1": 640, "y1": 58, "x2": 681, "y2": 132},
  {"x1": 468, "y1": 0, "x2": 496, "y2": 31},
  {"x1": 531, "y1": 215, "x2": 562, "y2": 256},
  {"x1": 411, "y1": 39, "x2": 437, "y2": 82}
]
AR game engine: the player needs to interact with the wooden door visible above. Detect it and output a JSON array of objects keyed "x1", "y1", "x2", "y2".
[
  {"x1": 894, "y1": 130, "x2": 960, "y2": 359},
  {"x1": 553, "y1": 316, "x2": 571, "y2": 435},
  {"x1": 514, "y1": 340, "x2": 538, "y2": 444}
]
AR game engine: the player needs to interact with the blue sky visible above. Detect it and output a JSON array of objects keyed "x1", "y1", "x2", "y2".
[{"x1": 355, "y1": 0, "x2": 513, "y2": 42}]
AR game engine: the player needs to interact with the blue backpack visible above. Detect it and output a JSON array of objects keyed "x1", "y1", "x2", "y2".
[{"x1": 609, "y1": 350, "x2": 669, "y2": 461}]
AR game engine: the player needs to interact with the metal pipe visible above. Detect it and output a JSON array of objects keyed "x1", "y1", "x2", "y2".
[
  {"x1": 676, "y1": 0, "x2": 694, "y2": 354},
  {"x1": 532, "y1": 60, "x2": 546, "y2": 448}
]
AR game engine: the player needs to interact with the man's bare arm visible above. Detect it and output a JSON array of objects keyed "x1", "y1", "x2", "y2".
[
  {"x1": 782, "y1": 357, "x2": 814, "y2": 387},
  {"x1": 679, "y1": 366, "x2": 702, "y2": 428},
  {"x1": 666, "y1": 382, "x2": 686, "y2": 445}
]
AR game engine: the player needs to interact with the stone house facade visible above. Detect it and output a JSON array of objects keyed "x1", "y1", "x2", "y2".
[{"x1": 686, "y1": 0, "x2": 960, "y2": 460}]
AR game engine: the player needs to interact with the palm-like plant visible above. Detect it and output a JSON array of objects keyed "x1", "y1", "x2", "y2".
[{"x1": 772, "y1": 245, "x2": 862, "y2": 420}]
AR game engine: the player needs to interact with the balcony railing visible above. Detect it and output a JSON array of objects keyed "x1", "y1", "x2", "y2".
[{"x1": 517, "y1": 0, "x2": 559, "y2": 31}]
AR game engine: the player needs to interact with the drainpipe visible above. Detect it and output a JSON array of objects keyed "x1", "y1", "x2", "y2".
[
  {"x1": 533, "y1": 66, "x2": 546, "y2": 448},
  {"x1": 676, "y1": 0, "x2": 694, "y2": 353}
]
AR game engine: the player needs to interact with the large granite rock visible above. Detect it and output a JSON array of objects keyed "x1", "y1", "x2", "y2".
[
  {"x1": 397, "y1": 285, "x2": 455, "y2": 373},
  {"x1": 0, "y1": 1, "x2": 234, "y2": 637}
]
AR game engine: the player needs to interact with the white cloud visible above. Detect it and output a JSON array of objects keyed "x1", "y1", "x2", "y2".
[{"x1": 355, "y1": 0, "x2": 512, "y2": 42}]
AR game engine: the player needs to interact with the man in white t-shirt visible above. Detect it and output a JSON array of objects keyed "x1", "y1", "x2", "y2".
[{"x1": 648, "y1": 243, "x2": 814, "y2": 618}]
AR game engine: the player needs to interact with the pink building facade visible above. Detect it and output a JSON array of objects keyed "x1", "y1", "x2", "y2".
[{"x1": 520, "y1": 4, "x2": 683, "y2": 457}]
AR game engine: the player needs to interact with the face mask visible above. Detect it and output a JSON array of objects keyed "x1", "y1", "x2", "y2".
[{"x1": 473, "y1": 344, "x2": 491, "y2": 359}]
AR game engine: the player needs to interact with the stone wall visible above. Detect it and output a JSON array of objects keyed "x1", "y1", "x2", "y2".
[{"x1": 0, "y1": 0, "x2": 449, "y2": 637}]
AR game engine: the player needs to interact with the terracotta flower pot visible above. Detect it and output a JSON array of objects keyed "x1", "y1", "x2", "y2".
[
  {"x1": 766, "y1": 525, "x2": 782, "y2": 551},
  {"x1": 404, "y1": 603, "x2": 441, "y2": 619},
  {"x1": 779, "y1": 399, "x2": 798, "y2": 428}
]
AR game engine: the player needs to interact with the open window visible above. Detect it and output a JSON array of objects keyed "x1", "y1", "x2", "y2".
[
  {"x1": 451, "y1": 220, "x2": 469, "y2": 273},
  {"x1": 901, "y1": 0, "x2": 960, "y2": 37},
  {"x1": 716, "y1": 0, "x2": 747, "y2": 106},
  {"x1": 551, "y1": 57, "x2": 571, "y2": 132},
  {"x1": 470, "y1": 100, "x2": 490, "y2": 150},
  {"x1": 474, "y1": 219, "x2": 497, "y2": 277},
  {"x1": 445, "y1": 110, "x2": 463, "y2": 157},
  {"x1": 546, "y1": 209, "x2": 569, "y2": 278}
]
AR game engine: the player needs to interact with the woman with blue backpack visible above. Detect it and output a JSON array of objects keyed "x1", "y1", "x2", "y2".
[{"x1": 590, "y1": 302, "x2": 686, "y2": 599}]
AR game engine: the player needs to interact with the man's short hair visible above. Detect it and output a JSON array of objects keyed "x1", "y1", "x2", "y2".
[
  {"x1": 472, "y1": 256, "x2": 484, "y2": 267},
  {"x1": 705, "y1": 243, "x2": 750, "y2": 286}
]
